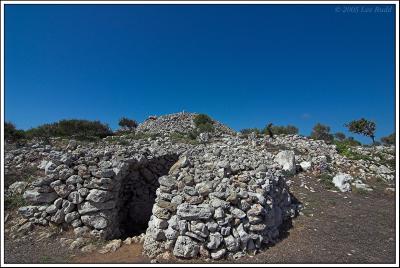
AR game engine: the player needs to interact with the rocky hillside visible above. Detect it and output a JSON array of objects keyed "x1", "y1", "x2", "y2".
[
  {"x1": 136, "y1": 112, "x2": 236, "y2": 136},
  {"x1": 3, "y1": 114, "x2": 396, "y2": 262}
]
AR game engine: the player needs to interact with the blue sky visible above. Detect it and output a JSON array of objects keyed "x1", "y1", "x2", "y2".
[{"x1": 5, "y1": 4, "x2": 395, "y2": 143}]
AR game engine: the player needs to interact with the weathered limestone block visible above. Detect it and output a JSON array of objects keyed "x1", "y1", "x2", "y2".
[
  {"x1": 177, "y1": 203, "x2": 213, "y2": 220},
  {"x1": 173, "y1": 236, "x2": 199, "y2": 258},
  {"x1": 81, "y1": 213, "x2": 108, "y2": 230}
]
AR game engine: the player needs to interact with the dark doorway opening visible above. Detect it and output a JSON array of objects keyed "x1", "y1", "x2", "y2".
[{"x1": 116, "y1": 154, "x2": 179, "y2": 239}]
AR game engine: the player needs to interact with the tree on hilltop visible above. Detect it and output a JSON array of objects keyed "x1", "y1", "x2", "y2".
[
  {"x1": 310, "y1": 123, "x2": 334, "y2": 143},
  {"x1": 345, "y1": 118, "x2": 376, "y2": 144}
]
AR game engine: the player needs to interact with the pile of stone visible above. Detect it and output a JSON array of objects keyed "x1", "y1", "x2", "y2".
[
  {"x1": 262, "y1": 134, "x2": 395, "y2": 184},
  {"x1": 14, "y1": 138, "x2": 190, "y2": 239},
  {"x1": 4, "y1": 113, "x2": 396, "y2": 260},
  {"x1": 142, "y1": 139, "x2": 298, "y2": 260},
  {"x1": 136, "y1": 112, "x2": 236, "y2": 136}
]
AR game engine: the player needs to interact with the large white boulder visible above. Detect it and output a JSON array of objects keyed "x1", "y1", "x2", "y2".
[
  {"x1": 332, "y1": 173, "x2": 353, "y2": 192},
  {"x1": 275, "y1": 150, "x2": 296, "y2": 174}
]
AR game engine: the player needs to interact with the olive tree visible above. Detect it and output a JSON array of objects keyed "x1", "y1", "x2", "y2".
[
  {"x1": 310, "y1": 123, "x2": 334, "y2": 143},
  {"x1": 345, "y1": 118, "x2": 376, "y2": 144}
]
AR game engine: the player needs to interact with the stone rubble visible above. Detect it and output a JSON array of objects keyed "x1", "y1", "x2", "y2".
[
  {"x1": 136, "y1": 112, "x2": 235, "y2": 136},
  {"x1": 4, "y1": 113, "x2": 396, "y2": 260}
]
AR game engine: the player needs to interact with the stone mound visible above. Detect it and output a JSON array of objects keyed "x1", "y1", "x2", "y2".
[
  {"x1": 142, "y1": 140, "x2": 298, "y2": 260},
  {"x1": 5, "y1": 123, "x2": 395, "y2": 261},
  {"x1": 136, "y1": 112, "x2": 236, "y2": 136}
]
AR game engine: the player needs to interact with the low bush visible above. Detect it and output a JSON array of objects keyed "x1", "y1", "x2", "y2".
[
  {"x1": 4, "y1": 165, "x2": 38, "y2": 188},
  {"x1": 25, "y1": 119, "x2": 113, "y2": 141},
  {"x1": 5, "y1": 194, "x2": 27, "y2": 210},
  {"x1": 334, "y1": 140, "x2": 372, "y2": 161},
  {"x1": 193, "y1": 114, "x2": 215, "y2": 133},
  {"x1": 240, "y1": 128, "x2": 262, "y2": 135},
  {"x1": 170, "y1": 131, "x2": 199, "y2": 145},
  {"x1": 118, "y1": 117, "x2": 138, "y2": 131},
  {"x1": 119, "y1": 132, "x2": 159, "y2": 140},
  {"x1": 4, "y1": 122, "x2": 25, "y2": 142},
  {"x1": 310, "y1": 123, "x2": 334, "y2": 143},
  {"x1": 317, "y1": 173, "x2": 335, "y2": 190},
  {"x1": 352, "y1": 186, "x2": 369, "y2": 195},
  {"x1": 381, "y1": 133, "x2": 395, "y2": 145},
  {"x1": 263, "y1": 124, "x2": 299, "y2": 135}
]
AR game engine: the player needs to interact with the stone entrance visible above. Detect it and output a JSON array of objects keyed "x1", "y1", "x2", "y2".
[{"x1": 115, "y1": 154, "x2": 179, "y2": 239}]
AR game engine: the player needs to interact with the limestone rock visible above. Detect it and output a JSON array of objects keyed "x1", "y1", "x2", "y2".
[
  {"x1": 173, "y1": 236, "x2": 199, "y2": 258},
  {"x1": 177, "y1": 203, "x2": 212, "y2": 220},
  {"x1": 23, "y1": 189, "x2": 58, "y2": 204},
  {"x1": 99, "y1": 239, "x2": 122, "y2": 254},
  {"x1": 8, "y1": 181, "x2": 28, "y2": 195},
  {"x1": 81, "y1": 214, "x2": 108, "y2": 230},
  {"x1": 275, "y1": 150, "x2": 296, "y2": 174},
  {"x1": 332, "y1": 173, "x2": 353, "y2": 192}
]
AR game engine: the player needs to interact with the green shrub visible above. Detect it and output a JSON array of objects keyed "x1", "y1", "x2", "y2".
[
  {"x1": 334, "y1": 140, "x2": 372, "y2": 161},
  {"x1": 4, "y1": 122, "x2": 25, "y2": 142},
  {"x1": 122, "y1": 132, "x2": 159, "y2": 140},
  {"x1": 381, "y1": 133, "x2": 395, "y2": 145},
  {"x1": 317, "y1": 173, "x2": 335, "y2": 189},
  {"x1": 352, "y1": 186, "x2": 369, "y2": 195},
  {"x1": 262, "y1": 124, "x2": 299, "y2": 135},
  {"x1": 5, "y1": 194, "x2": 27, "y2": 210},
  {"x1": 196, "y1": 122, "x2": 214, "y2": 133},
  {"x1": 25, "y1": 119, "x2": 113, "y2": 141},
  {"x1": 240, "y1": 128, "x2": 262, "y2": 135},
  {"x1": 193, "y1": 114, "x2": 214, "y2": 133},
  {"x1": 194, "y1": 114, "x2": 213, "y2": 126},
  {"x1": 118, "y1": 117, "x2": 138, "y2": 130},
  {"x1": 187, "y1": 130, "x2": 199, "y2": 140},
  {"x1": 4, "y1": 165, "x2": 37, "y2": 188},
  {"x1": 345, "y1": 137, "x2": 362, "y2": 146},
  {"x1": 310, "y1": 123, "x2": 334, "y2": 143},
  {"x1": 334, "y1": 137, "x2": 361, "y2": 149},
  {"x1": 170, "y1": 131, "x2": 199, "y2": 145}
]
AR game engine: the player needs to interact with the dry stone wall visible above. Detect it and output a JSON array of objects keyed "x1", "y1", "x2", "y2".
[
  {"x1": 6, "y1": 116, "x2": 395, "y2": 260},
  {"x1": 142, "y1": 139, "x2": 299, "y2": 260},
  {"x1": 18, "y1": 139, "x2": 188, "y2": 240}
]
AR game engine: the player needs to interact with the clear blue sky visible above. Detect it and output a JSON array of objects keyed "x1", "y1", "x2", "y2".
[{"x1": 5, "y1": 4, "x2": 395, "y2": 143}]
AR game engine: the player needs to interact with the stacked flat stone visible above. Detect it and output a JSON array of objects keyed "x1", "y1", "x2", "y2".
[
  {"x1": 143, "y1": 143, "x2": 297, "y2": 260},
  {"x1": 18, "y1": 138, "x2": 189, "y2": 239}
]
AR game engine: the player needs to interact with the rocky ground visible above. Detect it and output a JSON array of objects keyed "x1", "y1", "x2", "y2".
[
  {"x1": 4, "y1": 172, "x2": 395, "y2": 264},
  {"x1": 3, "y1": 113, "x2": 397, "y2": 264}
]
